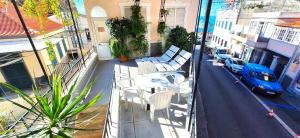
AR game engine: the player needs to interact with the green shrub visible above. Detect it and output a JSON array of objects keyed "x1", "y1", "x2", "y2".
[
  {"x1": 165, "y1": 26, "x2": 195, "y2": 52},
  {"x1": 109, "y1": 39, "x2": 130, "y2": 58},
  {"x1": 129, "y1": 35, "x2": 148, "y2": 55},
  {"x1": 106, "y1": 17, "x2": 131, "y2": 44}
]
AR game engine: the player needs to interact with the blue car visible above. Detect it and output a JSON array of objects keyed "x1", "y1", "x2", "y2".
[{"x1": 241, "y1": 63, "x2": 282, "y2": 96}]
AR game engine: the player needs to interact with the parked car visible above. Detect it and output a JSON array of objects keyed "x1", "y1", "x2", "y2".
[
  {"x1": 225, "y1": 58, "x2": 245, "y2": 74},
  {"x1": 213, "y1": 47, "x2": 232, "y2": 63},
  {"x1": 241, "y1": 63, "x2": 282, "y2": 96}
]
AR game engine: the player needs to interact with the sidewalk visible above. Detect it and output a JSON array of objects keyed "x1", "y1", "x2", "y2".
[{"x1": 281, "y1": 91, "x2": 300, "y2": 112}]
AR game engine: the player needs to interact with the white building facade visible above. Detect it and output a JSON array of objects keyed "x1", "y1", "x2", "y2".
[{"x1": 211, "y1": 10, "x2": 238, "y2": 52}]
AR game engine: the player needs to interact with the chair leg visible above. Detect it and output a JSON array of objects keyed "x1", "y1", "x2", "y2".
[
  {"x1": 167, "y1": 107, "x2": 170, "y2": 119},
  {"x1": 125, "y1": 97, "x2": 128, "y2": 110},
  {"x1": 150, "y1": 105, "x2": 154, "y2": 122}
]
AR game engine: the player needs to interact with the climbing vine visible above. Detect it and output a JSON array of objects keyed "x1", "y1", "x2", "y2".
[
  {"x1": 45, "y1": 40, "x2": 57, "y2": 64},
  {"x1": 129, "y1": 2, "x2": 148, "y2": 55}
]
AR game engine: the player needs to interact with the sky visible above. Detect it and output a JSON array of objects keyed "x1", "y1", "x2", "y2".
[
  {"x1": 74, "y1": 0, "x2": 86, "y2": 15},
  {"x1": 198, "y1": 0, "x2": 226, "y2": 33}
]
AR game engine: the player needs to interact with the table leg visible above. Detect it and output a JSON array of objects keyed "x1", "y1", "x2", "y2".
[{"x1": 147, "y1": 88, "x2": 155, "y2": 110}]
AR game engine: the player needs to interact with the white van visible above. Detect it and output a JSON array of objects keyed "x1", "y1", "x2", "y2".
[{"x1": 213, "y1": 47, "x2": 232, "y2": 63}]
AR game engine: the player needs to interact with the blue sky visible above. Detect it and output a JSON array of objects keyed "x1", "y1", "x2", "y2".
[
  {"x1": 74, "y1": 0, "x2": 86, "y2": 15},
  {"x1": 198, "y1": 0, "x2": 226, "y2": 33}
]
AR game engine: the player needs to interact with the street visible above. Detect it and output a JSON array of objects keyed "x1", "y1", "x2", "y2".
[{"x1": 196, "y1": 54, "x2": 300, "y2": 138}]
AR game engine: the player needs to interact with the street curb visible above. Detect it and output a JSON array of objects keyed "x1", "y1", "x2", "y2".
[
  {"x1": 223, "y1": 68, "x2": 298, "y2": 138},
  {"x1": 281, "y1": 92, "x2": 300, "y2": 112}
]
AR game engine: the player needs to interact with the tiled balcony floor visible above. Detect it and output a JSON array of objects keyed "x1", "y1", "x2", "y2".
[
  {"x1": 86, "y1": 59, "x2": 192, "y2": 138},
  {"x1": 114, "y1": 60, "x2": 191, "y2": 138}
]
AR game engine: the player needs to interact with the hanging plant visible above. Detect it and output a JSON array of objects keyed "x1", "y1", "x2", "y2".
[{"x1": 157, "y1": 21, "x2": 166, "y2": 35}]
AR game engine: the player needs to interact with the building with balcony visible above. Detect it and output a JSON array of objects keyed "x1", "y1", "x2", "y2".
[
  {"x1": 0, "y1": 3, "x2": 73, "y2": 90},
  {"x1": 244, "y1": 12, "x2": 300, "y2": 80},
  {"x1": 211, "y1": 10, "x2": 239, "y2": 55}
]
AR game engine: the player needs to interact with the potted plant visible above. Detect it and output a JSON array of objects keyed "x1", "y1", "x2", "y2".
[
  {"x1": 109, "y1": 39, "x2": 130, "y2": 62},
  {"x1": 0, "y1": 75, "x2": 103, "y2": 137}
]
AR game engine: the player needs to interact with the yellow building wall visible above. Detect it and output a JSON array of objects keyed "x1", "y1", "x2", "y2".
[
  {"x1": 21, "y1": 49, "x2": 53, "y2": 78},
  {"x1": 84, "y1": 0, "x2": 198, "y2": 44}
]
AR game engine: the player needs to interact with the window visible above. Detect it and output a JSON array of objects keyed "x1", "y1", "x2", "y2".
[
  {"x1": 221, "y1": 21, "x2": 224, "y2": 28},
  {"x1": 284, "y1": 30, "x2": 296, "y2": 42},
  {"x1": 293, "y1": 32, "x2": 300, "y2": 44},
  {"x1": 218, "y1": 37, "x2": 220, "y2": 44},
  {"x1": 62, "y1": 39, "x2": 67, "y2": 52},
  {"x1": 272, "y1": 28, "x2": 279, "y2": 38},
  {"x1": 225, "y1": 21, "x2": 228, "y2": 30},
  {"x1": 166, "y1": 8, "x2": 186, "y2": 28},
  {"x1": 224, "y1": 41, "x2": 227, "y2": 47},
  {"x1": 277, "y1": 29, "x2": 286, "y2": 40},
  {"x1": 228, "y1": 22, "x2": 233, "y2": 30},
  {"x1": 221, "y1": 39, "x2": 224, "y2": 46},
  {"x1": 56, "y1": 43, "x2": 63, "y2": 58},
  {"x1": 215, "y1": 21, "x2": 218, "y2": 27},
  {"x1": 256, "y1": 23, "x2": 263, "y2": 34}
]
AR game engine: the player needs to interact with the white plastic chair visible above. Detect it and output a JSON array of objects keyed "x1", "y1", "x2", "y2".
[
  {"x1": 116, "y1": 78, "x2": 143, "y2": 110},
  {"x1": 166, "y1": 73, "x2": 185, "y2": 102},
  {"x1": 145, "y1": 90, "x2": 175, "y2": 122}
]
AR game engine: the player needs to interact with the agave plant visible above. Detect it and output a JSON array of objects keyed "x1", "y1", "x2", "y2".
[{"x1": 0, "y1": 74, "x2": 103, "y2": 137}]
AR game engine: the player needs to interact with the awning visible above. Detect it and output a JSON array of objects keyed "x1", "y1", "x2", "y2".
[{"x1": 275, "y1": 18, "x2": 300, "y2": 28}]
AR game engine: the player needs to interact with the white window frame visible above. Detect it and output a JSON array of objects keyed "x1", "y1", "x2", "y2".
[
  {"x1": 277, "y1": 28, "x2": 287, "y2": 40},
  {"x1": 165, "y1": 3, "x2": 188, "y2": 28},
  {"x1": 284, "y1": 29, "x2": 296, "y2": 43}
]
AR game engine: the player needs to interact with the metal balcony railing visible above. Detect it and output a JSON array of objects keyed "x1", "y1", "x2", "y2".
[{"x1": 1, "y1": 47, "x2": 96, "y2": 137}]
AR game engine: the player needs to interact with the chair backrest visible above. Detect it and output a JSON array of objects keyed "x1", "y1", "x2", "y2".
[
  {"x1": 138, "y1": 62, "x2": 157, "y2": 74},
  {"x1": 179, "y1": 50, "x2": 192, "y2": 60},
  {"x1": 160, "y1": 45, "x2": 180, "y2": 61},
  {"x1": 169, "y1": 60, "x2": 181, "y2": 70},
  {"x1": 149, "y1": 91, "x2": 174, "y2": 110}
]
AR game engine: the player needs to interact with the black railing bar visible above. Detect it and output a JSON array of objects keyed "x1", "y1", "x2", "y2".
[
  {"x1": 102, "y1": 75, "x2": 115, "y2": 138},
  {"x1": 188, "y1": 0, "x2": 212, "y2": 136},
  {"x1": 5, "y1": 46, "x2": 94, "y2": 135}
]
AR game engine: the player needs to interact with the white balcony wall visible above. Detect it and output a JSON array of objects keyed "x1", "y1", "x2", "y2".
[{"x1": 267, "y1": 39, "x2": 297, "y2": 58}]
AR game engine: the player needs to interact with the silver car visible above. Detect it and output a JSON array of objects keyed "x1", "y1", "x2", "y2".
[{"x1": 225, "y1": 58, "x2": 245, "y2": 74}]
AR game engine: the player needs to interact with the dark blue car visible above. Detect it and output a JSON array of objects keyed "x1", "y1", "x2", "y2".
[{"x1": 241, "y1": 63, "x2": 282, "y2": 96}]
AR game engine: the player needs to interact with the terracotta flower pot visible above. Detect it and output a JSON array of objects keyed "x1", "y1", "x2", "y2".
[{"x1": 119, "y1": 55, "x2": 129, "y2": 62}]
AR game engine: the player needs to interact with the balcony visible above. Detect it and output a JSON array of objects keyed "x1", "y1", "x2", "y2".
[{"x1": 245, "y1": 33, "x2": 269, "y2": 48}]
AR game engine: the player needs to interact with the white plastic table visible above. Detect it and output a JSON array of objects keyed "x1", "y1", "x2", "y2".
[{"x1": 135, "y1": 73, "x2": 172, "y2": 90}]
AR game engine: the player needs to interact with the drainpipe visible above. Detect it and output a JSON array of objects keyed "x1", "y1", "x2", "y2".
[
  {"x1": 188, "y1": 1, "x2": 212, "y2": 137},
  {"x1": 66, "y1": 0, "x2": 86, "y2": 67},
  {"x1": 11, "y1": 0, "x2": 50, "y2": 85}
]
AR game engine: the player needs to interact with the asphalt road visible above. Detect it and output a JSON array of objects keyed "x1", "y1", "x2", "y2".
[{"x1": 196, "y1": 55, "x2": 292, "y2": 138}]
